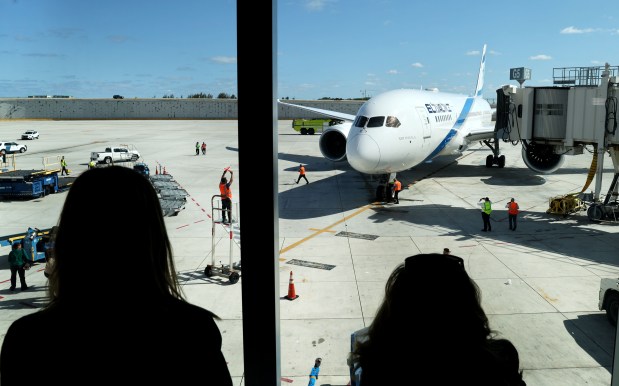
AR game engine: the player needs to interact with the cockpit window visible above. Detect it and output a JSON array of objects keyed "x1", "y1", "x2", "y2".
[
  {"x1": 367, "y1": 116, "x2": 385, "y2": 128},
  {"x1": 354, "y1": 116, "x2": 368, "y2": 128},
  {"x1": 386, "y1": 116, "x2": 401, "y2": 128}
]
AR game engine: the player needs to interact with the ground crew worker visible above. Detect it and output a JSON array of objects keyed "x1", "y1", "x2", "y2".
[
  {"x1": 219, "y1": 168, "x2": 234, "y2": 224},
  {"x1": 296, "y1": 164, "x2": 309, "y2": 184},
  {"x1": 478, "y1": 197, "x2": 492, "y2": 232},
  {"x1": 392, "y1": 178, "x2": 402, "y2": 204},
  {"x1": 88, "y1": 160, "x2": 96, "y2": 169},
  {"x1": 60, "y1": 156, "x2": 70, "y2": 176},
  {"x1": 195, "y1": 141, "x2": 200, "y2": 155},
  {"x1": 506, "y1": 197, "x2": 520, "y2": 231},
  {"x1": 8, "y1": 242, "x2": 30, "y2": 291},
  {"x1": 308, "y1": 358, "x2": 322, "y2": 386},
  {"x1": 201, "y1": 141, "x2": 206, "y2": 155}
]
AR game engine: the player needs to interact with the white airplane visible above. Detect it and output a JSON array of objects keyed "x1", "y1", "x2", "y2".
[{"x1": 279, "y1": 45, "x2": 562, "y2": 200}]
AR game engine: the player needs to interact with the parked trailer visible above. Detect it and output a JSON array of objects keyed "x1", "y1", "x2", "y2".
[{"x1": 0, "y1": 169, "x2": 60, "y2": 198}]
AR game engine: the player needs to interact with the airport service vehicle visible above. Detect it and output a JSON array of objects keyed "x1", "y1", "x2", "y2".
[
  {"x1": 0, "y1": 141, "x2": 27, "y2": 154},
  {"x1": 91, "y1": 145, "x2": 140, "y2": 164},
  {"x1": 0, "y1": 169, "x2": 61, "y2": 197},
  {"x1": 133, "y1": 162, "x2": 150, "y2": 176},
  {"x1": 292, "y1": 118, "x2": 342, "y2": 135},
  {"x1": 113, "y1": 94, "x2": 124, "y2": 99},
  {"x1": 599, "y1": 277, "x2": 619, "y2": 326},
  {"x1": 0, "y1": 227, "x2": 55, "y2": 264},
  {"x1": 21, "y1": 130, "x2": 40, "y2": 140}
]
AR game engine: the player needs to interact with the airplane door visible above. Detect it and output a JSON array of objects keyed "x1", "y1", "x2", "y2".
[{"x1": 416, "y1": 107, "x2": 431, "y2": 139}]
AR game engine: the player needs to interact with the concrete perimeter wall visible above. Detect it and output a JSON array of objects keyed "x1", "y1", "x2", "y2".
[{"x1": 0, "y1": 98, "x2": 364, "y2": 120}]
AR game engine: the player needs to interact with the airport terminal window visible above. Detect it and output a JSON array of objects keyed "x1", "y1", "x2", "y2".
[
  {"x1": 367, "y1": 116, "x2": 385, "y2": 128},
  {"x1": 386, "y1": 116, "x2": 401, "y2": 128},
  {"x1": 354, "y1": 116, "x2": 368, "y2": 128}
]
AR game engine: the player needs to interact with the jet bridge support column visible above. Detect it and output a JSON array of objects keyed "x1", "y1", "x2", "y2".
[{"x1": 593, "y1": 142, "x2": 606, "y2": 202}]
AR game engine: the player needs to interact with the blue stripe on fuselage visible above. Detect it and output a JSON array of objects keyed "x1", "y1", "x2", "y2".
[{"x1": 423, "y1": 97, "x2": 474, "y2": 162}]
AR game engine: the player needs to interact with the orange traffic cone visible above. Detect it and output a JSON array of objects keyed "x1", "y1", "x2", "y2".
[
  {"x1": 285, "y1": 271, "x2": 299, "y2": 300},
  {"x1": 155, "y1": 166, "x2": 159, "y2": 175},
  {"x1": 163, "y1": 166, "x2": 167, "y2": 175}
]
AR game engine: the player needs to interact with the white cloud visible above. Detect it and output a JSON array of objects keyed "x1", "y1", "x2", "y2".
[
  {"x1": 561, "y1": 26, "x2": 595, "y2": 34},
  {"x1": 387, "y1": 69, "x2": 398, "y2": 75},
  {"x1": 466, "y1": 50, "x2": 480, "y2": 56},
  {"x1": 530, "y1": 54, "x2": 552, "y2": 61},
  {"x1": 411, "y1": 62, "x2": 423, "y2": 68},
  {"x1": 211, "y1": 56, "x2": 237, "y2": 64},
  {"x1": 305, "y1": 0, "x2": 334, "y2": 11}
]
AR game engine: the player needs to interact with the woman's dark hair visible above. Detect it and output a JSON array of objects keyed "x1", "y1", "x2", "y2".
[
  {"x1": 354, "y1": 253, "x2": 514, "y2": 384},
  {"x1": 47, "y1": 166, "x2": 183, "y2": 306}
]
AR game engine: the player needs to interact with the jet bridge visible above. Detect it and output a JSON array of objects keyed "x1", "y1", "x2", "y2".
[{"x1": 495, "y1": 63, "x2": 619, "y2": 221}]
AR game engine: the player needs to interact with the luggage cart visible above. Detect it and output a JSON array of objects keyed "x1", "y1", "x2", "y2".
[{"x1": 204, "y1": 195, "x2": 241, "y2": 284}]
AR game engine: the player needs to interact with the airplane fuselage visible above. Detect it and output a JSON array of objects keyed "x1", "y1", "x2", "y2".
[{"x1": 346, "y1": 89, "x2": 492, "y2": 174}]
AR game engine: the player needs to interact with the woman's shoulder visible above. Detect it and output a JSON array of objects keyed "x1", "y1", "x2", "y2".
[
  {"x1": 166, "y1": 298, "x2": 219, "y2": 321},
  {"x1": 4, "y1": 310, "x2": 51, "y2": 343}
]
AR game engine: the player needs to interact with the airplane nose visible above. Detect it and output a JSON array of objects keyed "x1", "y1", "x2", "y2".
[{"x1": 347, "y1": 133, "x2": 381, "y2": 173}]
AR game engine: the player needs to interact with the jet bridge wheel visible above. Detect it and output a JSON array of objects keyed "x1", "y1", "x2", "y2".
[
  {"x1": 229, "y1": 272, "x2": 240, "y2": 284},
  {"x1": 606, "y1": 291, "x2": 619, "y2": 326},
  {"x1": 204, "y1": 265, "x2": 213, "y2": 277},
  {"x1": 587, "y1": 204, "x2": 604, "y2": 221}
]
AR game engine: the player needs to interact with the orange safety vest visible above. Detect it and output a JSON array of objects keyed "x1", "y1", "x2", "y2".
[
  {"x1": 299, "y1": 166, "x2": 305, "y2": 175},
  {"x1": 219, "y1": 183, "x2": 232, "y2": 200},
  {"x1": 508, "y1": 201, "x2": 519, "y2": 215},
  {"x1": 394, "y1": 180, "x2": 402, "y2": 192}
]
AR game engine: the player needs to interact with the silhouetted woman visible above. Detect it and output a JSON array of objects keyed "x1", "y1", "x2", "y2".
[
  {"x1": 349, "y1": 253, "x2": 525, "y2": 385},
  {"x1": 1, "y1": 166, "x2": 233, "y2": 385}
]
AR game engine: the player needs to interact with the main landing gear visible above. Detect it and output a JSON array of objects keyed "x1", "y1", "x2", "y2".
[
  {"x1": 485, "y1": 154, "x2": 505, "y2": 168},
  {"x1": 482, "y1": 138, "x2": 505, "y2": 169}
]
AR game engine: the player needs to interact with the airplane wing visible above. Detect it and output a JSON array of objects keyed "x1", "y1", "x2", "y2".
[
  {"x1": 278, "y1": 100, "x2": 357, "y2": 122},
  {"x1": 463, "y1": 124, "x2": 496, "y2": 142}
]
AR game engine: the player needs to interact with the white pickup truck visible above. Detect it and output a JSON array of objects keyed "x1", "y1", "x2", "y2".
[
  {"x1": 90, "y1": 145, "x2": 140, "y2": 164},
  {"x1": 599, "y1": 277, "x2": 619, "y2": 326}
]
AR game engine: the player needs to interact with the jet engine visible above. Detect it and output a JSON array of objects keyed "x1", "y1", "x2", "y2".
[
  {"x1": 318, "y1": 122, "x2": 351, "y2": 162},
  {"x1": 521, "y1": 141, "x2": 565, "y2": 174}
]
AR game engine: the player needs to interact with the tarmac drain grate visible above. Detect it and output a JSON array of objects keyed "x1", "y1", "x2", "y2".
[
  {"x1": 286, "y1": 259, "x2": 336, "y2": 270},
  {"x1": 335, "y1": 231, "x2": 379, "y2": 240}
]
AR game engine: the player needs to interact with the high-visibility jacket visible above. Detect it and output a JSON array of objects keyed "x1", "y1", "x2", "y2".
[
  {"x1": 299, "y1": 166, "x2": 305, "y2": 175},
  {"x1": 219, "y1": 183, "x2": 232, "y2": 200},
  {"x1": 483, "y1": 201, "x2": 492, "y2": 214},
  {"x1": 394, "y1": 180, "x2": 402, "y2": 192},
  {"x1": 61, "y1": 159, "x2": 67, "y2": 167},
  {"x1": 508, "y1": 201, "x2": 519, "y2": 215}
]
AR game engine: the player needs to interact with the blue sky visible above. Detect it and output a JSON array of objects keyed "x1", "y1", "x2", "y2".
[{"x1": 2, "y1": 0, "x2": 619, "y2": 101}]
